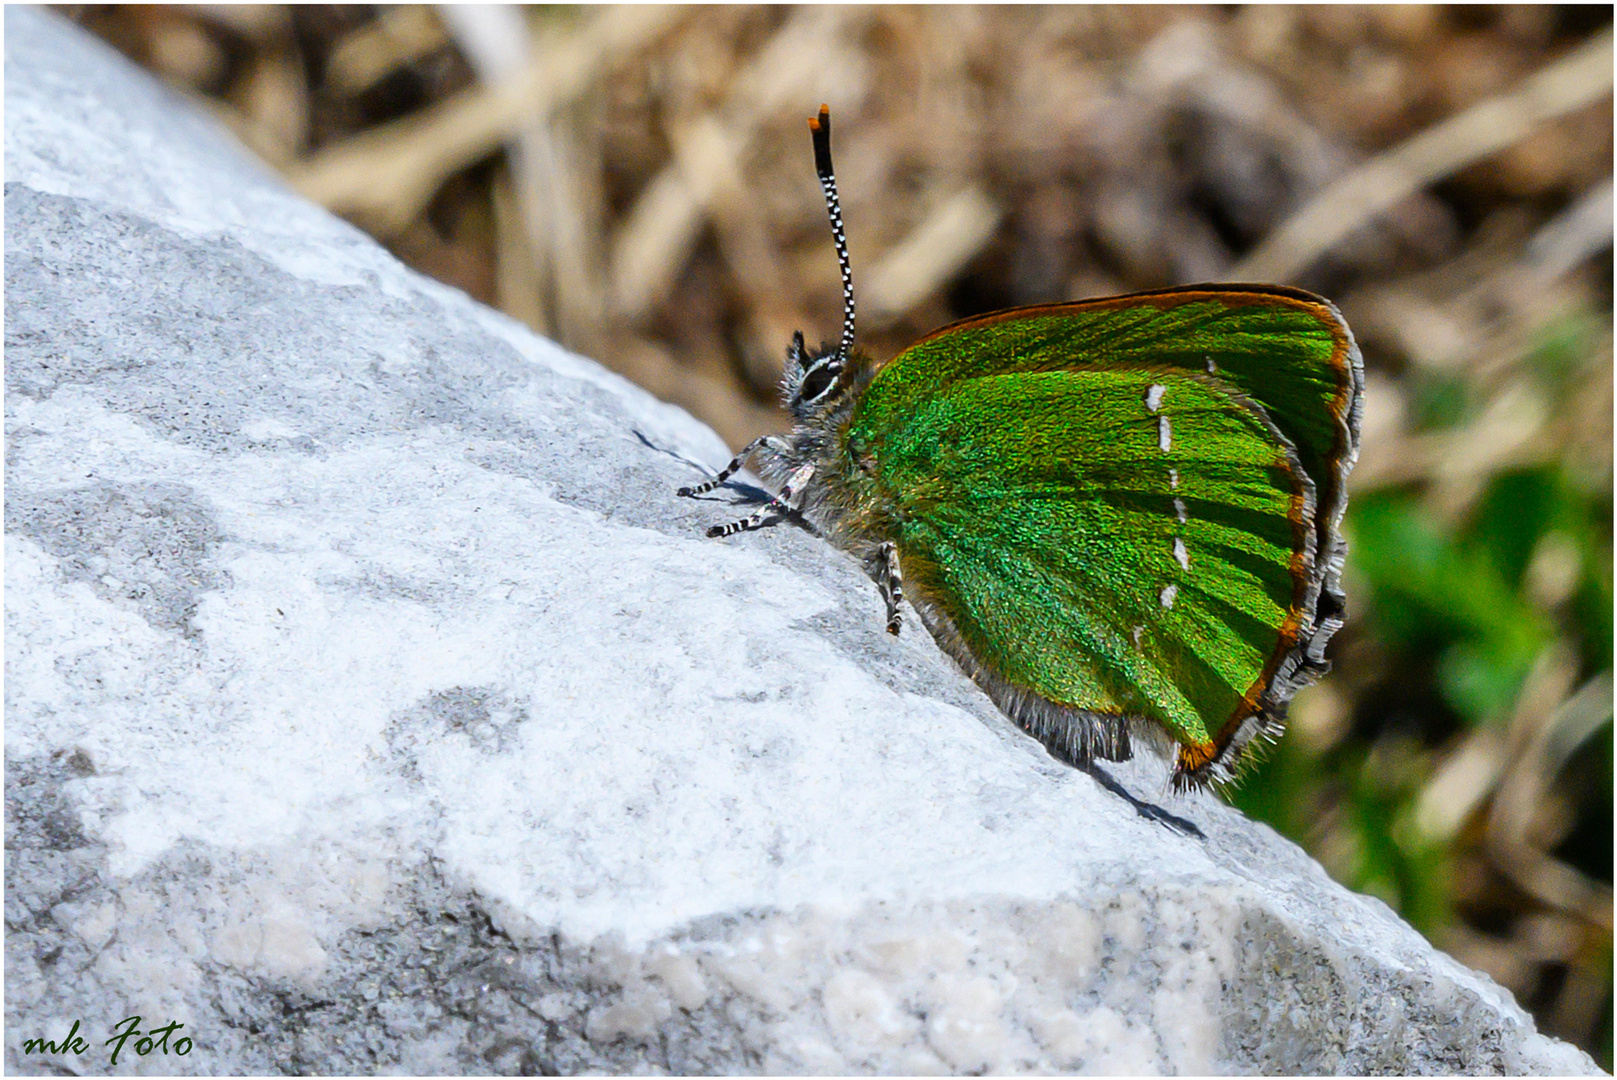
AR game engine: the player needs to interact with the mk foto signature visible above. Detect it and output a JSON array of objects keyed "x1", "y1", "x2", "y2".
[{"x1": 21, "y1": 1016, "x2": 193, "y2": 1065}]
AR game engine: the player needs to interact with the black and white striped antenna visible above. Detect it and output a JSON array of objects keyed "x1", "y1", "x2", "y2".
[{"x1": 808, "y1": 105, "x2": 856, "y2": 363}]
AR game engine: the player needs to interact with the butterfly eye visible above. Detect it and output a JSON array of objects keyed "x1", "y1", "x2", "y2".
[{"x1": 797, "y1": 359, "x2": 840, "y2": 405}]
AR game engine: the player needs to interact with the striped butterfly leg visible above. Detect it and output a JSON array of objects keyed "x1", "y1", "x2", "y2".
[
  {"x1": 873, "y1": 541, "x2": 904, "y2": 635},
  {"x1": 676, "y1": 435, "x2": 785, "y2": 497},
  {"x1": 702, "y1": 462, "x2": 816, "y2": 539}
]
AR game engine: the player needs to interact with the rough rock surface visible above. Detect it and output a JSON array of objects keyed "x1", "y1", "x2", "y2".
[{"x1": 4, "y1": 8, "x2": 1599, "y2": 1075}]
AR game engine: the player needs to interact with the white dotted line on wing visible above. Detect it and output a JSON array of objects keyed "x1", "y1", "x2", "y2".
[{"x1": 1143, "y1": 383, "x2": 1188, "y2": 629}]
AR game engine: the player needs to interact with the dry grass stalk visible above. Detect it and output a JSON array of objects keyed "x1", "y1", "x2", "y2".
[
  {"x1": 864, "y1": 185, "x2": 1003, "y2": 325},
  {"x1": 288, "y1": 6, "x2": 683, "y2": 235},
  {"x1": 325, "y1": 5, "x2": 447, "y2": 98},
  {"x1": 1237, "y1": 28, "x2": 1614, "y2": 281}
]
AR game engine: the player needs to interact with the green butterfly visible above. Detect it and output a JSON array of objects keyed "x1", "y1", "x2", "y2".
[{"x1": 680, "y1": 106, "x2": 1362, "y2": 799}]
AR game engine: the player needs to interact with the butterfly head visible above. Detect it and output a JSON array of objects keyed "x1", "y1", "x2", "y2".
[{"x1": 782, "y1": 330, "x2": 850, "y2": 419}]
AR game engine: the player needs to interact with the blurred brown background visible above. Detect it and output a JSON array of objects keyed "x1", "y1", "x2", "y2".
[{"x1": 64, "y1": 4, "x2": 1614, "y2": 1066}]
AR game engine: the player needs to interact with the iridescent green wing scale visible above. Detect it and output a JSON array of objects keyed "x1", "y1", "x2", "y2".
[{"x1": 846, "y1": 287, "x2": 1362, "y2": 785}]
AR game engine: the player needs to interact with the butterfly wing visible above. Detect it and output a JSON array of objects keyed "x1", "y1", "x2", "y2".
[{"x1": 848, "y1": 288, "x2": 1361, "y2": 785}]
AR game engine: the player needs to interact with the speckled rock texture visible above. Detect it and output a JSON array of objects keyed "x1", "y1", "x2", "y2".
[{"x1": 4, "y1": 8, "x2": 1600, "y2": 1075}]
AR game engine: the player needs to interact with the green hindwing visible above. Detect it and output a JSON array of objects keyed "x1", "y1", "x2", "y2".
[{"x1": 847, "y1": 288, "x2": 1361, "y2": 785}]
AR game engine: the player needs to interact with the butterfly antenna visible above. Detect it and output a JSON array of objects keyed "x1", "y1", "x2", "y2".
[{"x1": 809, "y1": 104, "x2": 856, "y2": 363}]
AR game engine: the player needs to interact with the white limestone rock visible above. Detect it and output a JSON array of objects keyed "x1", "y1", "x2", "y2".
[{"x1": 4, "y1": 8, "x2": 1599, "y2": 1075}]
